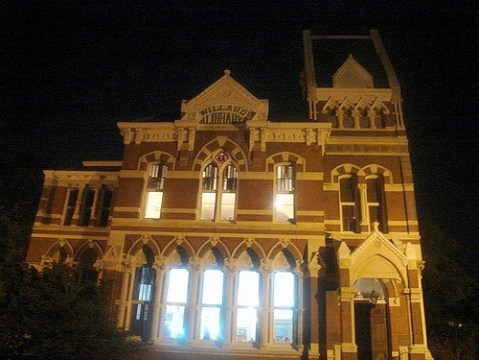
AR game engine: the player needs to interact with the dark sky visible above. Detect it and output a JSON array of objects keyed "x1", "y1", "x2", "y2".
[{"x1": 2, "y1": 2, "x2": 478, "y2": 271}]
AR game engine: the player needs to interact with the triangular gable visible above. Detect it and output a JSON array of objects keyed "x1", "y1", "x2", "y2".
[
  {"x1": 332, "y1": 55, "x2": 374, "y2": 88},
  {"x1": 338, "y1": 225, "x2": 412, "y2": 283},
  {"x1": 179, "y1": 70, "x2": 269, "y2": 125}
]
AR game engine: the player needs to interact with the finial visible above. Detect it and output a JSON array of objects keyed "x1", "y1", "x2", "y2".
[
  {"x1": 373, "y1": 222, "x2": 380, "y2": 232},
  {"x1": 224, "y1": 69, "x2": 231, "y2": 76}
]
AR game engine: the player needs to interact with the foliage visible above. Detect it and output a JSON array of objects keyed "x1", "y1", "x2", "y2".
[
  {"x1": 0, "y1": 212, "x2": 146, "y2": 359},
  {"x1": 420, "y1": 214, "x2": 479, "y2": 359}
]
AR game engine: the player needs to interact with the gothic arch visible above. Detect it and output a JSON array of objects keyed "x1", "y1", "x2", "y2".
[
  {"x1": 74, "y1": 241, "x2": 104, "y2": 262},
  {"x1": 197, "y1": 237, "x2": 231, "y2": 260},
  {"x1": 44, "y1": 239, "x2": 74, "y2": 263},
  {"x1": 231, "y1": 238, "x2": 266, "y2": 264},
  {"x1": 193, "y1": 137, "x2": 248, "y2": 172},
  {"x1": 137, "y1": 151, "x2": 176, "y2": 171},
  {"x1": 127, "y1": 235, "x2": 161, "y2": 259},
  {"x1": 265, "y1": 152, "x2": 306, "y2": 172},
  {"x1": 162, "y1": 236, "x2": 195, "y2": 260},
  {"x1": 267, "y1": 239, "x2": 303, "y2": 267}
]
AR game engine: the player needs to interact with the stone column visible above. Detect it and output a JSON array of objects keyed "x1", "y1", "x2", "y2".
[
  {"x1": 223, "y1": 258, "x2": 237, "y2": 347},
  {"x1": 295, "y1": 263, "x2": 305, "y2": 352},
  {"x1": 340, "y1": 286, "x2": 358, "y2": 360},
  {"x1": 116, "y1": 263, "x2": 131, "y2": 329},
  {"x1": 186, "y1": 258, "x2": 201, "y2": 343},
  {"x1": 150, "y1": 256, "x2": 167, "y2": 341},
  {"x1": 259, "y1": 259, "x2": 272, "y2": 350}
]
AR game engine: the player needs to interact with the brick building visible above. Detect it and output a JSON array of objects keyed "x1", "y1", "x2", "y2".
[{"x1": 26, "y1": 30, "x2": 434, "y2": 360}]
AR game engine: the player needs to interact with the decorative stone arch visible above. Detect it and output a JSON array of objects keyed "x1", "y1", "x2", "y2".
[
  {"x1": 267, "y1": 239, "x2": 304, "y2": 270},
  {"x1": 42, "y1": 239, "x2": 74, "y2": 265},
  {"x1": 162, "y1": 236, "x2": 195, "y2": 262},
  {"x1": 193, "y1": 137, "x2": 248, "y2": 172},
  {"x1": 265, "y1": 152, "x2": 306, "y2": 173},
  {"x1": 321, "y1": 97, "x2": 339, "y2": 113},
  {"x1": 331, "y1": 163, "x2": 364, "y2": 184},
  {"x1": 361, "y1": 164, "x2": 393, "y2": 184},
  {"x1": 138, "y1": 151, "x2": 176, "y2": 171},
  {"x1": 197, "y1": 237, "x2": 230, "y2": 262},
  {"x1": 127, "y1": 235, "x2": 161, "y2": 259},
  {"x1": 74, "y1": 240, "x2": 104, "y2": 263},
  {"x1": 370, "y1": 99, "x2": 391, "y2": 114},
  {"x1": 231, "y1": 238, "x2": 267, "y2": 263}
]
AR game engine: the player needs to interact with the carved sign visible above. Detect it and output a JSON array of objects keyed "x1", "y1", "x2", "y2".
[{"x1": 199, "y1": 105, "x2": 255, "y2": 124}]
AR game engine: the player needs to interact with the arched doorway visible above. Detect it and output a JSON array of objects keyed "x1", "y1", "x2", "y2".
[
  {"x1": 130, "y1": 245, "x2": 156, "y2": 341},
  {"x1": 353, "y1": 278, "x2": 390, "y2": 360}
]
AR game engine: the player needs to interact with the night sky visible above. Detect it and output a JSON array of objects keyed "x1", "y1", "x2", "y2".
[{"x1": 2, "y1": 2, "x2": 478, "y2": 272}]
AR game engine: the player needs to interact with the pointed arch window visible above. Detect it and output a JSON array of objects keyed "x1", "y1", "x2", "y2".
[
  {"x1": 144, "y1": 163, "x2": 167, "y2": 219},
  {"x1": 130, "y1": 245, "x2": 156, "y2": 341},
  {"x1": 274, "y1": 164, "x2": 295, "y2": 222},
  {"x1": 342, "y1": 108, "x2": 355, "y2": 128},
  {"x1": 164, "y1": 267, "x2": 189, "y2": 339},
  {"x1": 200, "y1": 153, "x2": 238, "y2": 221},
  {"x1": 366, "y1": 176, "x2": 388, "y2": 232},
  {"x1": 359, "y1": 109, "x2": 370, "y2": 128},
  {"x1": 236, "y1": 269, "x2": 260, "y2": 343},
  {"x1": 340, "y1": 175, "x2": 361, "y2": 233},
  {"x1": 272, "y1": 271, "x2": 295, "y2": 344},
  {"x1": 200, "y1": 269, "x2": 224, "y2": 341}
]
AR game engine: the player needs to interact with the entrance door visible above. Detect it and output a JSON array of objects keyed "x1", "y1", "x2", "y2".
[{"x1": 355, "y1": 301, "x2": 373, "y2": 360}]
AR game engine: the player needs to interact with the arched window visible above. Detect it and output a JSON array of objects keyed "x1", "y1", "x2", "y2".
[
  {"x1": 163, "y1": 247, "x2": 189, "y2": 340},
  {"x1": 200, "y1": 152, "x2": 238, "y2": 221},
  {"x1": 274, "y1": 164, "x2": 295, "y2": 222},
  {"x1": 359, "y1": 109, "x2": 370, "y2": 128},
  {"x1": 272, "y1": 271, "x2": 295, "y2": 344},
  {"x1": 342, "y1": 108, "x2": 355, "y2": 128},
  {"x1": 144, "y1": 163, "x2": 167, "y2": 219},
  {"x1": 130, "y1": 245, "x2": 156, "y2": 341},
  {"x1": 200, "y1": 269, "x2": 224, "y2": 340},
  {"x1": 340, "y1": 175, "x2": 361, "y2": 233},
  {"x1": 77, "y1": 247, "x2": 98, "y2": 284},
  {"x1": 366, "y1": 176, "x2": 388, "y2": 232}
]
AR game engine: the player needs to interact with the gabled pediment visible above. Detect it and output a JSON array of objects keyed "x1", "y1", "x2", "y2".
[
  {"x1": 333, "y1": 55, "x2": 374, "y2": 88},
  {"x1": 337, "y1": 226, "x2": 415, "y2": 283},
  {"x1": 179, "y1": 70, "x2": 269, "y2": 125}
]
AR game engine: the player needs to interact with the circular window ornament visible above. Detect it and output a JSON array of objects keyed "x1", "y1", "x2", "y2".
[{"x1": 215, "y1": 152, "x2": 229, "y2": 163}]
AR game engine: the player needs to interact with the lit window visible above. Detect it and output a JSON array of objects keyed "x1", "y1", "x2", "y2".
[
  {"x1": 236, "y1": 270, "x2": 259, "y2": 342},
  {"x1": 200, "y1": 269, "x2": 224, "y2": 340},
  {"x1": 273, "y1": 272, "x2": 295, "y2": 344},
  {"x1": 200, "y1": 155, "x2": 238, "y2": 221},
  {"x1": 274, "y1": 164, "x2": 295, "y2": 222},
  {"x1": 340, "y1": 175, "x2": 360, "y2": 233},
  {"x1": 63, "y1": 188, "x2": 79, "y2": 226},
  {"x1": 366, "y1": 176, "x2": 388, "y2": 232},
  {"x1": 79, "y1": 186, "x2": 95, "y2": 226},
  {"x1": 144, "y1": 164, "x2": 167, "y2": 219},
  {"x1": 164, "y1": 268, "x2": 189, "y2": 339}
]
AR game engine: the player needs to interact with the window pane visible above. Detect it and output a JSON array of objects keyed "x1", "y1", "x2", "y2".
[
  {"x1": 166, "y1": 268, "x2": 189, "y2": 303},
  {"x1": 200, "y1": 307, "x2": 221, "y2": 340},
  {"x1": 145, "y1": 191, "x2": 163, "y2": 219},
  {"x1": 203, "y1": 164, "x2": 218, "y2": 190},
  {"x1": 202, "y1": 269, "x2": 224, "y2": 304},
  {"x1": 274, "y1": 309, "x2": 293, "y2": 343},
  {"x1": 275, "y1": 193, "x2": 294, "y2": 221},
  {"x1": 164, "y1": 305, "x2": 185, "y2": 339},
  {"x1": 342, "y1": 205, "x2": 357, "y2": 232},
  {"x1": 340, "y1": 177, "x2": 356, "y2": 202},
  {"x1": 273, "y1": 272, "x2": 295, "y2": 307},
  {"x1": 237, "y1": 271, "x2": 259, "y2": 306},
  {"x1": 236, "y1": 307, "x2": 257, "y2": 342},
  {"x1": 201, "y1": 192, "x2": 216, "y2": 220},
  {"x1": 223, "y1": 163, "x2": 238, "y2": 190},
  {"x1": 366, "y1": 178, "x2": 380, "y2": 202},
  {"x1": 220, "y1": 193, "x2": 236, "y2": 220}
]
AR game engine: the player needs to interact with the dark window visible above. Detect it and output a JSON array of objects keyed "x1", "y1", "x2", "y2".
[
  {"x1": 78, "y1": 186, "x2": 95, "y2": 226},
  {"x1": 340, "y1": 176, "x2": 360, "y2": 233},
  {"x1": 96, "y1": 186, "x2": 113, "y2": 227},
  {"x1": 63, "y1": 188, "x2": 79, "y2": 226},
  {"x1": 366, "y1": 176, "x2": 388, "y2": 232}
]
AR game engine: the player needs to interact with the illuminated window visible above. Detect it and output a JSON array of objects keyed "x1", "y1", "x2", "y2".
[
  {"x1": 78, "y1": 186, "x2": 95, "y2": 226},
  {"x1": 144, "y1": 163, "x2": 167, "y2": 219},
  {"x1": 274, "y1": 164, "x2": 295, "y2": 222},
  {"x1": 200, "y1": 269, "x2": 224, "y2": 341},
  {"x1": 163, "y1": 268, "x2": 189, "y2": 339},
  {"x1": 366, "y1": 176, "x2": 388, "y2": 232},
  {"x1": 340, "y1": 175, "x2": 360, "y2": 233},
  {"x1": 200, "y1": 154, "x2": 238, "y2": 221},
  {"x1": 273, "y1": 272, "x2": 295, "y2": 344},
  {"x1": 236, "y1": 270, "x2": 259, "y2": 343},
  {"x1": 63, "y1": 188, "x2": 79, "y2": 226}
]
